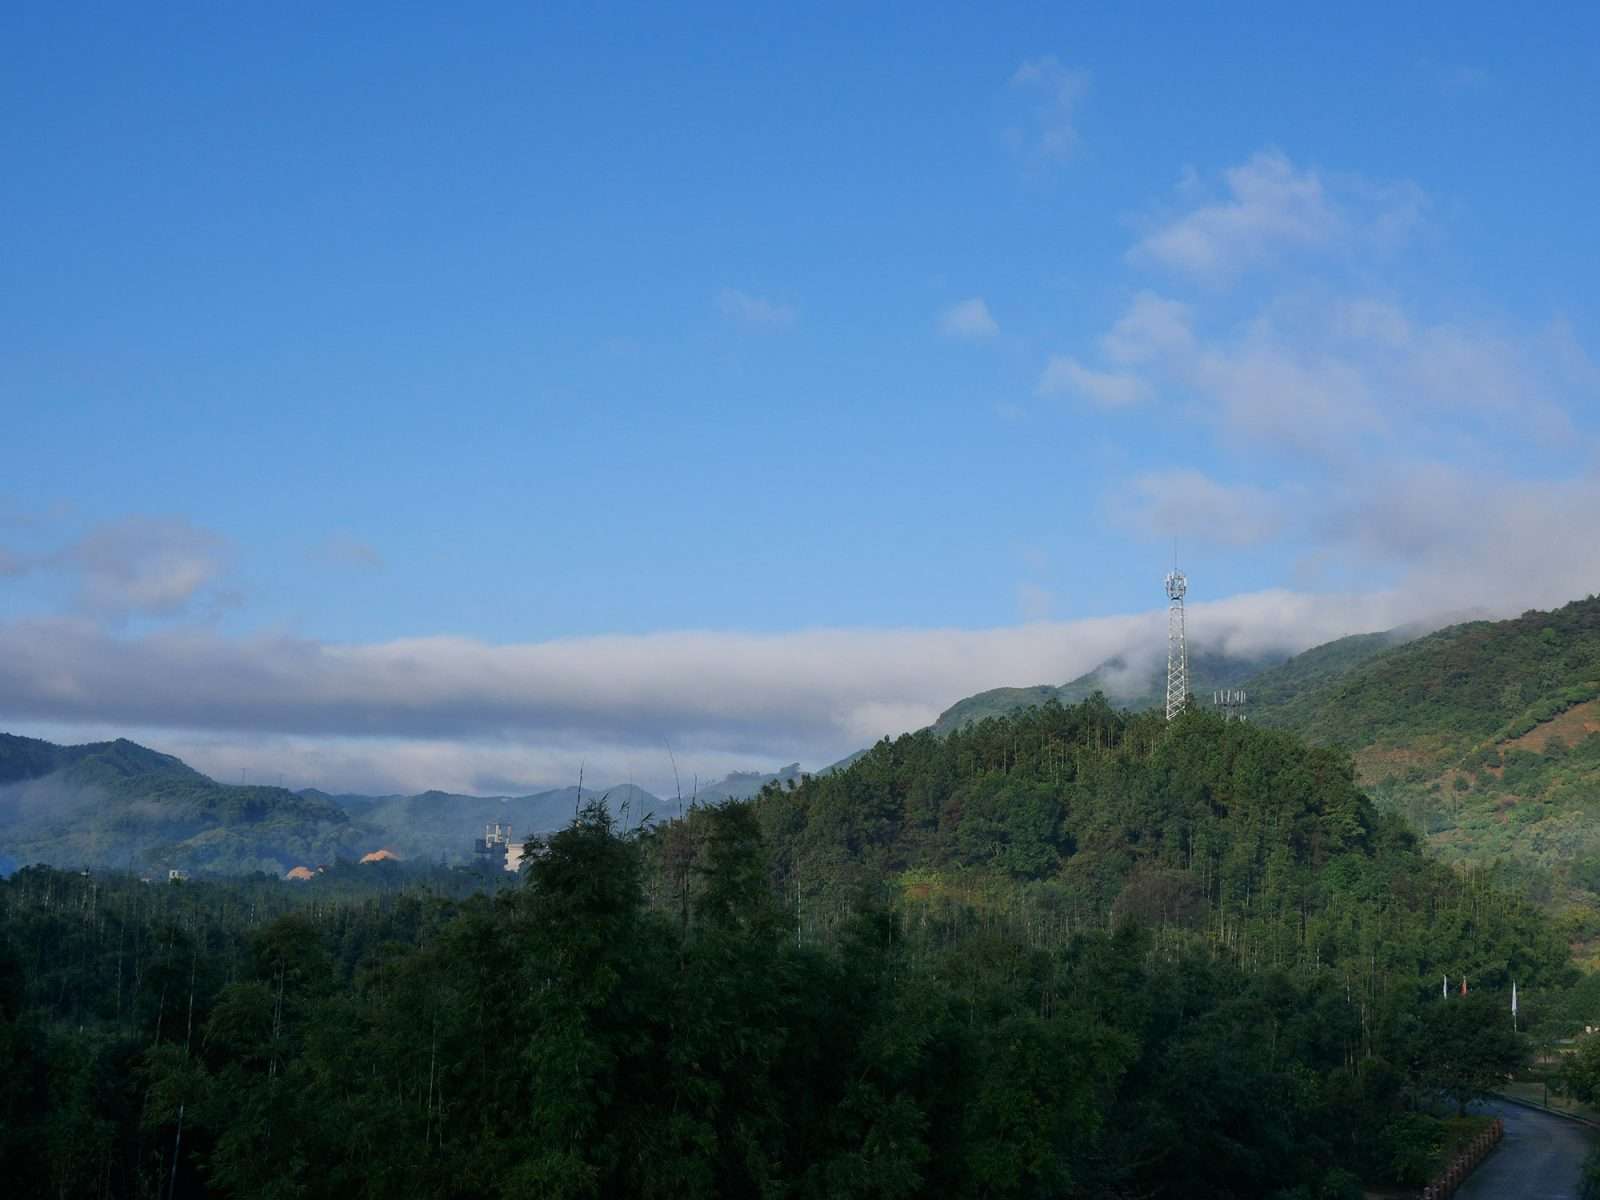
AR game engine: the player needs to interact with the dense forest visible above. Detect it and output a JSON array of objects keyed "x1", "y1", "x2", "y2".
[
  {"x1": 929, "y1": 596, "x2": 1600, "y2": 937},
  {"x1": 0, "y1": 701, "x2": 1566, "y2": 1198}
]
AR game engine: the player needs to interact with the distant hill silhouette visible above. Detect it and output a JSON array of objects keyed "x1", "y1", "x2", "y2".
[
  {"x1": 0, "y1": 732, "x2": 660, "y2": 878},
  {"x1": 0, "y1": 733, "x2": 355, "y2": 876}
]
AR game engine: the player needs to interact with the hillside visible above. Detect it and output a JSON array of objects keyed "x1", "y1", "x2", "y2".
[
  {"x1": 746, "y1": 697, "x2": 1568, "y2": 981},
  {"x1": 913, "y1": 596, "x2": 1600, "y2": 935},
  {"x1": 1251, "y1": 597, "x2": 1600, "y2": 752},
  {"x1": 0, "y1": 731, "x2": 200, "y2": 786},
  {"x1": 5, "y1": 702, "x2": 1565, "y2": 1200},
  {"x1": 931, "y1": 645, "x2": 1285, "y2": 733},
  {"x1": 0, "y1": 734, "x2": 358, "y2": 875},
  {"x1": 0, "y1": 732, "x2": 670, "y2": 877},
  {"x1": 652, "y1": 699, "x2": 1567, "y2": 1196},
  {"x1": 1239, "y1": 595, "x2": 1600, "y2": 936},
  {"x1": 1235, "y1": 629, "x2": 1413, "y2": 719}
]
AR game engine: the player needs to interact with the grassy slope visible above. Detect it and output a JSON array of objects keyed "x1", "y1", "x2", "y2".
[{"x1": 1245, "y1": 595, "x2": 1600, "y2": 942}]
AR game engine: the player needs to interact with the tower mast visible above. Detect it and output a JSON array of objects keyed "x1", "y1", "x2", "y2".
[{"x1": 1165, "y1": 566, "x2": 1188, "y2": 720}]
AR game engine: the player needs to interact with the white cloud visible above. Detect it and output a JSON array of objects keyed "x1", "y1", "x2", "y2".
[
  {"x1": 1323, "y1": 465, "x2": 1600, "y2": 600},
  {"x1": 1128, "y1": 150, "x2": 1422, "y2": 283},
  {"x1": 1114, "y1": 470, "x2": 1284, "y2": 547},
  {"x1": 64, "y1": 517, "x2": 229, "y2": 616},
  {"x1": 1037, "y1": 356, "x2": 1147, "y2": 407},
  {"x1": 1188, "y1": 341, "x2": 1382, "y2": 457},
  {"x1": 0, "y1": 589, "x2": 1431, "y2": 792},
  {"x1": 1102, "y1": 292, "x2": 1196, "y2": 364},
  {"x1": 1089, "y1": 288, "x2": 1591, "y2": 460},
  {"x1": 10, "y1": 493, "x2": 1600, "y2": 791},
  {"x1": 1009, "y1": 56, "x2": 1089, "y2": 162},
  {"x1": 718, "y1": 287, "x2": 796, "y2": 329},
  {"x1": 939, "y1": 297, "x2": 999, "y2": 340}
]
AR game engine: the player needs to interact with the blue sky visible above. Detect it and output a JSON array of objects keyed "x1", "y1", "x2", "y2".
[{"x1": 2, "y1": 4, "x2": 1598, "y2": 792}]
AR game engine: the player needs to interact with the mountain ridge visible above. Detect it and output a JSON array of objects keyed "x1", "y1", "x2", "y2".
[
  {"x1": 931, "y1": 645, "x2": 1290, "y2": 734},
  {"x1": 0, "y1": 733, "x2": 670, "y2": 877}
]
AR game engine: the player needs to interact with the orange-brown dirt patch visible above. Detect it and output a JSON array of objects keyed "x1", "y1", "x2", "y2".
[{"x1": 1504, "y1": 698, "x2": 1600, "y2": 754}]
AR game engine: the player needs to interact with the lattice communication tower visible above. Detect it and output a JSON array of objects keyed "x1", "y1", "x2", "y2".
[{"x1": 1165, "y1": 569, "x2": 1188, "y2": 721}]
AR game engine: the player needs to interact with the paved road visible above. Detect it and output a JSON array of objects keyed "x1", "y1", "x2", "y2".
[{"x1": 1454, "y1": 1099, "x2": 1595, "y2": 1199}]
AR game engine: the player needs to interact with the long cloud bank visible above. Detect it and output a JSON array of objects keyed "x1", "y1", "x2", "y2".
[{"x1": 0, "y1": 588, "x2": 1419, "y2": 764}]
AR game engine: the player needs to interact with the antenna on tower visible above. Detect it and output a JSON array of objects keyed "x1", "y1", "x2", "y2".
[
  {"x1": 1165, "y1": 564, "x2": 1188, "y2": 721},
  {"x1": 1214, "y1": 688, "x2": 1247, "y2": 721}
]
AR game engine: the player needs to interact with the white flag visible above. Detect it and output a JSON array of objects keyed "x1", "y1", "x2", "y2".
[
  {"x1": 1513, "y1": 980, "x2": 1518, "y2": 1016},
  {"x1": 1443, "y1": 974, "x2": 1448, "y2": 999}
]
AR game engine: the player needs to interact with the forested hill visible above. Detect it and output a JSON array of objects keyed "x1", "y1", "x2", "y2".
[
  {"x1": 666, "y1": 699, "x2": 1562, "y2": 1195},
  {"x1": 0, "y1": 731, "x2": 669, "y2": 877},
  {"x1": 0, "y1": 733, "x2": 358, "y2": 876},
  {"x1": 922, "y1": 595, "x2": 1600, "y2": 930},
  {"x1": 1243, "y1": 594, "x2": 1600, "y2": 933},
  {"x1": 1234, "y1": 628, "x2": 1412, "y2": 719},
  {"x1": 0, "y1": 732, "x2": 199, "y2": 787},
  {"x1": 1249, "y1": 595, "x2": 1600, "y2": 751},
  {"x1": 0, "y1": 701, "x2": 1568, "y2": 1199},
  {"x1": 745, "y1": 699, "x2": 1567, "y2": 986}
]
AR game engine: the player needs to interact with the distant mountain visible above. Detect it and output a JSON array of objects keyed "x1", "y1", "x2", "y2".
[
  {"x1": 931, "y1": 646, "x2": 1287, "y2": 735},
  {"x1": 310, "y1": 782, "x2": 660, "y2": 862},
  {"x1": 689, "y1": 764, "x2": 805, "y2": 805},
  {"x1": 0, "y1": 732, "x2": 199, "y2": 787},
  {"x1": 0, "y1": 734, "x2": 357, "y2": 875},
  {"x1": 819, "y1": 749, "x2": 868, "y2": 775},
  {"x1": 0, "y1": 732, "x2": 665, "y2": 877}
]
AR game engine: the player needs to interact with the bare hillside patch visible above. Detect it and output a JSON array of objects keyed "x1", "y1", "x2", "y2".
[{"x1": 1503, "y1": 697, "x2": 1600, "y2": 754}]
